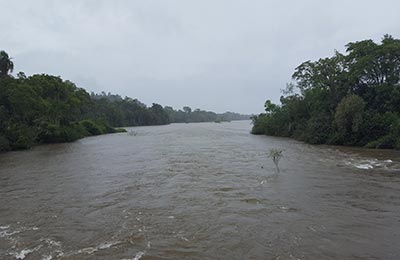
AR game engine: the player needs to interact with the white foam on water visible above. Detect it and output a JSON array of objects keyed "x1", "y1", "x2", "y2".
[
  {"x1": 120, "y1": 251, "x2": 145, "y2": 260},
  {"x1": 180, "y1": 236, "x2": 189, "y2": 242},
  {"x1": 42, "y1": 255, "x2": 52, "y2": 260},
  {"x1": 0, "y1": 230, "x2": 21, "y2": 238},
  {"x1": 355, "y1": 164, "x2": 373, "y2": 170},
  {"x1": 98, "y1": 241, "x2": 120, "y2": 249},
  {"x1": 133, "y1": 251, "x2": 145, "y2": 260},
  {"x1": 13, "y1": 249, "x2": 34, "y2": 259},
  {"x1": 174, "y1": 231, "x2": 190, "y2": 242},
  {"x1": 74, "y1": 240, "x2": 121, "y2": 255},
  {"x1": 0, "y1": 225, "x2": 41, "y2": 239},
  {"x1": 41, "y1": 238, "x2": 61, "y2": 247},
  {"x1": 167, "y1": 216, "x2": 175, "y2": 219},
  {"x1": 54, "y1": 250, "x2": 64, "y2": 258},
  {"x1": 77, "y1": 247, "x2": 97, "y2": 254},
  {"x1": 308, "y1": 226, "x2": 317, "y2": 232},
  {"x1": 11, "y1": 245, "x2": 42, "y2": 259},
  {"x1": 344, "y1": 157, "x2": 397, "y2": 171}
]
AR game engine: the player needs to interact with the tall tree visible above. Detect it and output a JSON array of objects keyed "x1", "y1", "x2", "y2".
[
  {"x1": 252, "y1": 35, "x2": 400, "y2": 149},
  {"x1": 0, "y1": 50, "x2": 14, "y2": 77}
]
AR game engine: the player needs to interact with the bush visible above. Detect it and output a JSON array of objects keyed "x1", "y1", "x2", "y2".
[
  {"x1": 365, "y1": 113, "x2": 400, "y2": 149},
  {"x1": 334, "y1": 95, "x2": 365, "y2": 142},
  {"x1": 303, "y1": 114, "x2": 332, "y2": 144},
  {"x1": 5, "y1": 124, "x2": 37, "y2": 150},
  {"x1": 39, "y1": 123, "x2": 87, "y2": 143},
  {"x1": 396, "y1": 138, "x2": 400, "y2": 150},
  {"x1": 251, "y1": 114, "x2": 268, "y2": 134},
  {"x1": 0, "y1": 135, "x2": 10, "y2": 151},
  {"x1": 365, "y1": 135, "x2": 397, "y2": 149},
  {"x1": 114, "y1": 128, "x2": 127, "y2": 133},
  {"x1": 102, "y1": 123, "x2": 117, "y2": 134},
  {"x1": 62, "y1": 124, "x2": 87, "y2": 142},
  {"x1": 79, "y1": 120, "x2": 103, "y2": 135},
  {"x1": 38, "y1": 120, "x2": 120, "y2": 144}
]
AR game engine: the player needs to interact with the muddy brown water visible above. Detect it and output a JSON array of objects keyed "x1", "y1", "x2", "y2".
[{"x1": 1, "y1": 121, "x2": 400, "y2": 260}]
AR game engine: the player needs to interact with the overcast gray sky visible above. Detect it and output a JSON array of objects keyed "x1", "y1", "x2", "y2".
[{"x1": 1, "y1": 0, "x2": 399, "y2": 114}]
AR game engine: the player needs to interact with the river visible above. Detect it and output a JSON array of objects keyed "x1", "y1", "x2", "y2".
[{"x1": 0, "y1": 121, "x2": 400, "y2": 260}]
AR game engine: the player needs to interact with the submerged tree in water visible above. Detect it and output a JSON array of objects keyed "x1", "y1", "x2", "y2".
[{"x1": 268, "y1": 149, "x2": 283, "y2": 173}]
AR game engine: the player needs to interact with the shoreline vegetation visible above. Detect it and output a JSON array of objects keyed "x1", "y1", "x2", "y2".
[
  {"x1": 0, "y1": 51, "x2": 250, "y2": 152},
  {"x1": 251, "y1": 35, "x2": 400, "y2": 150}
]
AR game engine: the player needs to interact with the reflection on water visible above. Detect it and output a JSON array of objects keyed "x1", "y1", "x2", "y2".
[{"x1": 0, "y1": 121, "x2": 400, "y2": 259}]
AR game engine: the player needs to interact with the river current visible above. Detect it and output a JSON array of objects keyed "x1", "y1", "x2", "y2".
[{"x1": 1, "y1": 121, "x2": 400, "y2": 259}]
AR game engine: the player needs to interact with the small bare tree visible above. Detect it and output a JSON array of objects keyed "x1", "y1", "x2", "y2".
[{"x1": 268, "y1": 149, "x2": 283, "y2": 173}]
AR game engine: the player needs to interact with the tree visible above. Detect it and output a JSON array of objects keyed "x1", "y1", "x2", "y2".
[
  {"x1": 183, "y1": 106, "x2": 192, "y2": 113},
  {"x1": 150, "y1": 103, "x2": 170, "y2": 125},
  {"x1": 264, "y1": 100, "x2": 279, "y2": 113},
  {"x1": 0, "y1": 50, "x2": 14, "y2": 77},
  {"x1": 334, "y1": 95, "x2": 365, "y2": 135},
  {"x1": 252, "y1": 35, "x2": 400, "y2": 149},
  {"x1": 268, "y1": 149, "x2": 283, "y2": 173}
]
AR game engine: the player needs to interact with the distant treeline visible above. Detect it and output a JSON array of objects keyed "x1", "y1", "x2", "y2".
[
  {"x1": 91, "y1": 92, "x2": 250, "y2": 125},
  {"x1": 252, "y1": 35, "x2": 400, "y2": 149},
  {"x1": 0, "y1": 50, "x2": 249, "y2": 151}
]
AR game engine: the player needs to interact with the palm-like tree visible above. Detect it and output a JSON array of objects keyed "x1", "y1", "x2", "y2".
[{"x1": 0, "y1": 50, "x2": 14, "y2": 77}]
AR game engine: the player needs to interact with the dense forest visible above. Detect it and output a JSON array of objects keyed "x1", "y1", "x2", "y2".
[
  {"x1": 252, "y1": 35, "x2": 400, "y2": 149},
  {"x1": 91, "y1": 92, "x2": 250, "y2": 125},
  {"x1": 0, "y1": 51, "x2": 249, "y2": 152}
]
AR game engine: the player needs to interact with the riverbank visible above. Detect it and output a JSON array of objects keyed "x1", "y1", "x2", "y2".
[
  {"x1": 0, "y1": 67, "x2": 249, "y2": 153},
  {"x1": 251, "y1": 128, "x2": 400, "y2": 151},
  {"x1": 0, "y1": 119, "x2": 127, "y2": 152},
  {"x1": 251, "y1": 35, "x2": 400, "y2": 150}
]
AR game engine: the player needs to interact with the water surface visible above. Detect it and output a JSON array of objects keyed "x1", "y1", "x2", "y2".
[{"x1": 1, "y1": 121, "x2": 400, "y2": 259}]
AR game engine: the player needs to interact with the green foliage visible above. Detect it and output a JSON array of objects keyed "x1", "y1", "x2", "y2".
[
  {"x1": 252, "y1": 35, "x2": 400, "y2": 149},
  {"x1": 90, "y1": 93, "x2": 171, "y2": 127},
  {"x1": 165, "y1": 106, "x2": 250, "y2": 124},
  {"x1": 264, "y1": 100, "x2": 279, "y2": 113},
  {"x1": 365, "y1": 114, "x2": 400, "y2": 149},
  {"x1": 303, "y1": 113, "x2": 332, "y2": 144},
  {"x1": 39, "y1": 123, "x2": 85, "y2": 143},
  {"x1": 0, "y1": 51, "x2": 249, "y2": 152},
  {"x1": 6, "y1": 123, "x2": 37, "y2": 149},
  {"x1": 89, "y1": 93, "x2": 248, "y2": 126},
  {"x1": 0, "y1": 50, "x2": 14, "y2": 77},
  {"x1": 365, "y1": 135, "x2": 397, "y2": 149},
  {"x1": 251, "y1": 114, "x2": 268, "y2": 134},
  {"x1": 0, "y1": 55, "x2": 167, "y2": 151},
  {"x1": 334, "y1": 95, "x2": 365, "y2": 144},
  {"x1": 79, "y1": 120, "x2": 103, "y2": 136},
  {"x1": 0, "y1": 135, "x2": 10, "y2": 151},
  {"x1": 114, "y1": 128, "x2": 127, "y2": 133}
]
